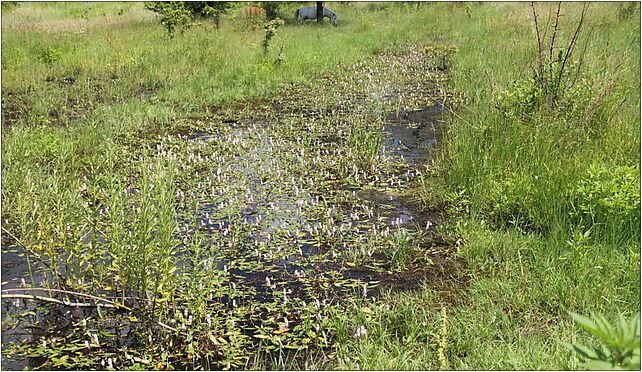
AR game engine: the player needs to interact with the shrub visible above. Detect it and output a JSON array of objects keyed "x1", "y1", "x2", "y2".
[
  {"x1": 262, "y1": 18, "x2": 285, "y2": 54},
  {"x1": 570, "y1": 163, "x2": 640, "y2": 239},
  {"x1": 144, "y1": 2, "x2": 194, "y2": 36}
]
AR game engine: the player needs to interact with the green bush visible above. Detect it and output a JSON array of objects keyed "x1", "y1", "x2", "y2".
[
  {"x1": 571, "y1": 163, "x2": 640, "y2": 239},
  {"x1": 144, "y1": 2, "x2": 193, "y2": 36}
]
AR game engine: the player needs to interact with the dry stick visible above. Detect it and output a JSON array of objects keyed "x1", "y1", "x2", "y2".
[
  {"x1": 2, "y1": 287, "x2": 131, "y2": 309},
  {"x1": 584, "y1": 85, "x2": 613, "y2": 120},
  {"x1": 531, "y1": 2, "x2": 544, "y2": 81},
  {"x1": 549, "y1": 2, "x2": 562, "y2": 63},
  {"x1": 2, "y1": 287, "x2": 182, "y2": 334},
  {"x1": 1, "y1": 294, "x2": 118, "y2": 308},
  {"x1": 555, "y1": 2, "x2": 589, "y2": 101},
  {"x1": 542, "y1": 2, "x2": 563, "y2": 106},
  {"x1": 570, "y1": 24, "x2": 595, "y2": 90},
  {"x1": 1, "y1": 226, "x2": 54, "y2": 273}
]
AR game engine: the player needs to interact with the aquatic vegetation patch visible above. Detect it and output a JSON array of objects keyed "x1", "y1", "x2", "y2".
[{"x1": 2, "y1": 44, "x2": 456, "y2": 369}]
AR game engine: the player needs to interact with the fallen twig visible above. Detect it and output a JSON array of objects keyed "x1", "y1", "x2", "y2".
[
  {"x1": 2, "y1": 287, "x2": 181, "y2": 334},
  {"x1": 1, "y1": 293, "x2": 118, "y2": 308}
]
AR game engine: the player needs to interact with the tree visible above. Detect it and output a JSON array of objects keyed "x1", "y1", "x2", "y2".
[
  {"x1": 144, "y1": 1, "x2": 232, "y2": 35},
  {"x1": 316, "y1": 1, "x2": 323, "y2": 23},
  {"x1": 184, "y1": 2, "x2": 232, "y2": 29},
  {"x1": 259, "y1": 2, "x2": 282, "y2": 21},
  {"x1": 144, "y1": 2, "x2": 193, "y2": 37}
]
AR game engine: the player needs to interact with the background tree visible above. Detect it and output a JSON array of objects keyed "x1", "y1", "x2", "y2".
[
  {"x1": 144, "y1": 1, "x2": 232, "y2": 35},
  {"x1": 316, "y1": 1, "x2": 323, "y2": 23},
  {"x1": 144, "y1": 2, "x2": 192, "y2": 36},
  {"x1": 258, "y1": 2, "x2": 283, "y2": 21},
  {"x1": 184, "y1": 2, "x2": 232, "y2": 29}
]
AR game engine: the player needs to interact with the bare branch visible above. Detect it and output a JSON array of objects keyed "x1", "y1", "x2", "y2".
[
  {"x1": 2, "y1": 293, "x2": 117, "y2": 308},
  {"x1": 556, "y1": 2, "x2": 589, "y2": 101},
  {"x1": 549, "y1": 2, "x2": 562, "y2": 62},
  {"x1": 2, "y1": 287, "x2": 181, "y2": 334},
  {"x1": 531, "y1": 2, "x2": 545, "y2": 81}
]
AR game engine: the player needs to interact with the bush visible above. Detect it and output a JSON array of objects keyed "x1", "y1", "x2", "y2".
[
  {"x1": 38, "y1": 46, "x2": 62, "y2": 64},
  {"x1": 144, "y1": 2, "x2": 233, "y2": 34},
  {"x1": 571, "y1": 163, "x2": 640, "y2": 239},
  {"x1": 144, "y1": 2, "x2": 193, "y2": 36}
]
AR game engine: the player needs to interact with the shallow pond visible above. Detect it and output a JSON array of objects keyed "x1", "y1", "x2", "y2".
[{"x1": 2, "y1": 45, "x2": 456, "y2": 370}]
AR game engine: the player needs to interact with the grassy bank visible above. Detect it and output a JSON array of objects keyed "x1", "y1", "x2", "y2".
[
  {"x1": 330, "y1": 2, "x2": 640, "y2": 370},
  {"x1": 1, "y1": 2, "x2": 639, "y2": 370},
  {"x1": 2, "y1": 2, "x2": 436, "y2": 125}
]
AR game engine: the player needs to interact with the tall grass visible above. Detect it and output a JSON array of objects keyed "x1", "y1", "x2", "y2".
[
  {"x1": 413, "y1": 2, "x2": 640, "y2": 245},
  {"x1": 332, "y1": 3, "x2": 639, "y2": 370},
  {"x1": 2, "y1": 2, "x2": 436, "y2": 125}
]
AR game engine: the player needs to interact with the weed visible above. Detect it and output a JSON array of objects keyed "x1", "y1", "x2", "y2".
[
  {"x1": 388, "y1": 228, "x2": 411, "y2": 270},
  {"x1": 570, "y1": 163, "x2": 640, "y2": 242},
  {"x1": 565, "y1": 311, "x2": 640, "y2": 370},
  {"x1": 38, "y1": 46, "x2": 62, "y2": 64}
]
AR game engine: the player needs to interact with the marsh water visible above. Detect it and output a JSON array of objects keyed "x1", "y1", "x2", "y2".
[{"x1": 1, "y1": 47, "x2": 452, "y2": 369}]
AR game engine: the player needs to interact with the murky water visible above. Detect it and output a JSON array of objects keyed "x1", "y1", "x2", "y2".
[
  {"x1": 1, "y1": 46, "x2": 450, "y2": 369},
  {"x1": 173, "y1": 97, "x2": 445, "y2": 305},
  {"x1": 1, "y1": 245, "x2": 48, "y2": 370}
]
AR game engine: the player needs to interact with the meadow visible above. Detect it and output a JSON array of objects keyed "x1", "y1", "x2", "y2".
[{"x1": 1, "y1": 2, "x2": 640, "y2": 370}]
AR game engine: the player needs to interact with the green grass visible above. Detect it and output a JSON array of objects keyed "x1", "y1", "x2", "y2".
[
  {"x1": 327, "y1": 2, "x2": 640, "y2": 370},
  {"x1": 2, "y1": 2, "x2": 437, "y2": 124},
  {"x1": 1, "y1": 2, "x2": 639, "y2": 370}
]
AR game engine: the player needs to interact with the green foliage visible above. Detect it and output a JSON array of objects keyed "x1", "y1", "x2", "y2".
[
  {"x1": 346, "y1": 121, "x2": 383, "y2": 173},
  {"x1": 1, "y1": 1, "x2": 19, "y2": 12},
  {"x1": 144, "y1": 2, "x2": 193, "y2": 37},
  {"x1": 388, "y1": 228, "x2": 411, "y2": 270},
  {"x1": 1, "y1": 2, "x2": 639, "y2": 370},
  {"x1": 571, "y1": 163, "x2": 640, "y2": 240},
  {"x1": 617, "y1": 2, "x2": 640, "y2": 21},
  {"x1": 565, "y1": 312, "x2": 640, "y2": 370},
  {"x1": 184, "y1": 1, "x2": 231, "y2": 28},
  {"x1": 419, "y1": 43, "x2": 458, "y2": 70},
  {"x1": 38, "y1": 46, "x2": 62, "y2": 64},
  {"x1": 259, "y1": 1, "x2": 283, "y2": 21},
  {"x1": 262, "y1": 18, "x2": 285, "y2": 54}
]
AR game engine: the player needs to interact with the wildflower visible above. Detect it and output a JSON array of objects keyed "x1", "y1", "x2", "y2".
[{"x1": 353, "y1": 325, "x2": 367, "y2": 339}]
